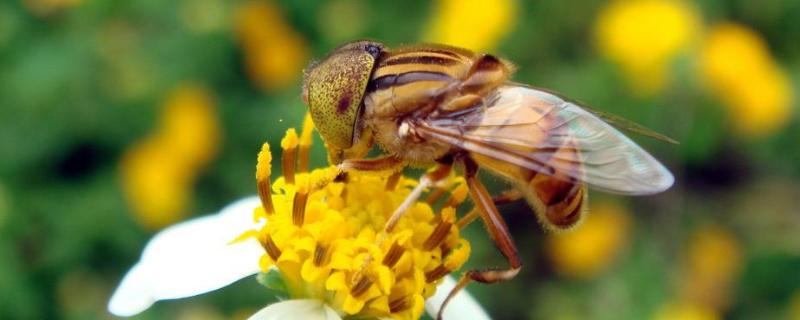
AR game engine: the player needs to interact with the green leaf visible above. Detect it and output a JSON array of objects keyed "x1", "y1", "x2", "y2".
[{"x1": 257, "y1": 269, "x2": 289, "y2": 295}]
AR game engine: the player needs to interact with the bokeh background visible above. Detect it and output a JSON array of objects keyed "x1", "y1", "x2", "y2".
[{"x1": 1, "y1": 0, "x2": 799, "y2": 319}]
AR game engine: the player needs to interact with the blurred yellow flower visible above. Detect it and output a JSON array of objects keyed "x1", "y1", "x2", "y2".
[
  {"x1": 230, "y1": 308, "x2": 259, "y2": 320},
  {"x1": 120, "y1": 139, "x2": 192, "y2": 230},
  {"x1": 789, "y1": 290, "x2": 800, "y2": 320},
  {"x1": 316, "y1": 0, "x2": 370, "y2": 43},
  {"x1": 23, "y1": 0, "x2": 81, "y2": 16},
  {"x1": 56, "y1": 270, "x2": 109, "y2": 317},
  {"x1": 423, "y1": 0, "x2": 517, "y2": 52},
  {"x1": 94, "y1": 21, "x2": 156, "y2": 99},
  {"x1": 120, "y1": 85, "x2": 220, "y2": 230},
  {"x1": 179, "y1": 0, "x2": 228, "y2": 33},
  {"x1": 652, "y1": 301, "x2": 719, "y2": 320},
  {"x1": 158, "y1": 86, "x2": 221, "y2": 167},
  {"x1": 545, "y1": 201, "x2": 631, "y2": 279},
  {"x1": 699, "y1": 23, "x2": 793, "y2": 138},
  {"x1": 595, "y1": 0, "x2": 701, "y2": 95},
  {"x1": 682, "y1": 225, "x2": 742, "y2": 311},
  {"x1": 234, "y1": 0, "x2": 309, "y2": 91},
  {"x1": 175, "y1": 304, "x2": 226, "y2": 320}
]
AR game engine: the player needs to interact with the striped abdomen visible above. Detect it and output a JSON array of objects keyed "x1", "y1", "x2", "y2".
[
  {"x1": 469, "y1": 126, "x2": 588, "y2": 230},
  {"x1": 471, "y1": 151, "x2": 588, "y2": 231},
  {"x1": 526, "y1": 171, "x2": 587, "y2": 230}
]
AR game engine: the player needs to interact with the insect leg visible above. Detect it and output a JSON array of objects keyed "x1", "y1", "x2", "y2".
[
  {"x1": 437, "y1": 157, "x2": 522, "y2": 320},
  {"x1": 338, "y1": 155, "x2": 403, "y2": 171},
  {"x1": 456, "y1": 189, "x2": 522, "y2": 228},
  {"x1": 383, "y1": 161, "x2": 452, "y2": 233}
]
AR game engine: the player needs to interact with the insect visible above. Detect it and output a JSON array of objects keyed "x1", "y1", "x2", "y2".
[{"x1": 302, "y1": 40, "x2": 674, "y2": 318}]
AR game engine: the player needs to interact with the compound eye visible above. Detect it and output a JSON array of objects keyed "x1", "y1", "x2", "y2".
[
  {"x1": 305, "y1": 41, "x2": 383, "y2": 149},
  {"x1": 365, "y1": 44, "x2": 381, "y2": 58}
]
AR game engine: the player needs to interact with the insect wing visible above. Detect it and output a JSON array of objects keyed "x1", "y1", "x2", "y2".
[{"x1": 414, "y1": 85, "x2": 674, "y2": 195}]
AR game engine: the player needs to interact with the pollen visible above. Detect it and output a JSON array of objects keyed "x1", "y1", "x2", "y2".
[
  {"x1": 244, "y1": 122, "x2": 472, "y2": 319},
  {"x1": 256, "y1": 142, "x2": 274, "y2": 215},
  {"x1": 281, "y1": 128, "x2": 299, "y2": 184},
  {"x1": 256, "y1": 142, "x2": 272, "y2": 182},
  {"x1": 298, "y1": 113, "x2": 315, "y2": 173}
]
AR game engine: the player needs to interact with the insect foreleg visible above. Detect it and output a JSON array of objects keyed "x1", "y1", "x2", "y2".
[
  {"x1": 338, "y1": 155, "x2": 403, "y2": 172},
  {"x1": 383, "y1": 161, "x2": 453, "y2": 233}
]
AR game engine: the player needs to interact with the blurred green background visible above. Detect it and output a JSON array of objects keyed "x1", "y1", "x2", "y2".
[{"x1": 1, "y1": 0, "x2": 799, "y2": 319}]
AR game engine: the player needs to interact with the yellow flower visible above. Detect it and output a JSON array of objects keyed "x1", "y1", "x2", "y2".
[
  {"x1": 110, "y1": 116, "x2": 488, "y2": 319},
  {"x1": 120, "y1": 85, "x2": 220, "y2": 230},
  {"x1": 545, "y1": 201, "x2": 631, "y2": 279},
  {"x1": 234, "y1": 0, "x2": 309, "y2": 91},
  {"x1": 423, "y1": 0, "x2": 517, "y2": 52},
  {"x1": 681, "y1": 225, "x2": 742, "y2": 311},
  {"x1": 699, "y1": 23, "x2": 793, "y2": 138},
  {"x1": 316, "y1": 0, "x2": 370, "y2": 43},
  {"x1": 23, "y1": 0, "x2": 81, "y2": 16},
  {"x1": 652, "y1": 300, "x2": 719, "y2": 320},
  {"x1": 179, "y1": 0, "x2": 228, "y2": 33},
  {"x1": 595, "y1": 0, "x2": 701, "y2": 95},
  {"x1": 57, "y1": 271, "x2": 108, "y2": 317},
  {"x1": 788, "y1": 290, "x2": 800, "y2": 320},
  {"x1": 94, "y1": 20, "x2": 156, "y2": 99},
  {"x1": 248, "y1": 123, "x2": 471, "y2": 319},
  {"x1": 120, "y1": 139, "x2": 191, "y2": 230},
  {"x1": 158, "y1": 86, "x2": 221, "y2": 167}
]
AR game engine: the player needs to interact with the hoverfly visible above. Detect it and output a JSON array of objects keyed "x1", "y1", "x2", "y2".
[{"x1": 301, "y1": 40, "x2": 674, "y2": 318}]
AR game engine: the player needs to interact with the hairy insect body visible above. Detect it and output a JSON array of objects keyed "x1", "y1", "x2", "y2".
[
  {"x1": 363, "y1": 45, "x2": 585, "y2": 227},
  {"x1": 363, "y1": 45, "x2": 509, "y2": 166}
]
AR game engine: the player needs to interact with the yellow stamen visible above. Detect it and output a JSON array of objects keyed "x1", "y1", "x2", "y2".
[
  {"x1": 444, "y1": 240, "x2": 471, "y2": 270},
  {"x1": 425, "y1": 207, "x2": 458, "y2": 251},
  {"x1": 298, "y1": 113, "x2": 314, "y2": 173},
  {"x1": 424, "y1": 223, "x2": 453, "y2": 251},
  {"x1": 256, "y1": 142, "x2": 274, "y2": 215},
  {"x1": 261, "y1": 234, "x2": 282, "y2": 261},
  {"x1": 382, "y1": 241, "x2": 406, "y2": 268},
  {"x1": 292, "y1": 181, "x2": 309, "y2": 226},
  {"x1": 313, "y1": 243, "x2": 329, "y2": 267},
  {"x1": 444, "y1": 184, "x2": 469, "y2": 208},
  {"x1": 350, "y1": 276, "x2": 374, "y2": 297},
  {"x1": 281, "y1": 128, "x2": 299, "y2": 184},
  {"x1": 425, "y1": 265, "x2": 449, "y2": 283},
  {"x1": 389, "y1": 297, "x2": 410, "y2": 313}
]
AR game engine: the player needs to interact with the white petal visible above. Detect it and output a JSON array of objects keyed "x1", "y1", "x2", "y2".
[
  {"x1": 109, "y1": 196, "x2": 265, "y2": 317},
  {"x1": 248, "y1": 300, "x2": 341, "y2": 320},
  {"x1": 425, "y1": 276, "x2": 491, "y2": 320}
]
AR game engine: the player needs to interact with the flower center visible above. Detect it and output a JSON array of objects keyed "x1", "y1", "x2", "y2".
[{"x1": 247, "y1": 116, "x2": 471, "y2": 319}]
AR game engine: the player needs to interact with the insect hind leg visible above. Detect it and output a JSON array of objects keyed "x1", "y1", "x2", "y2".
[{"x1": 436, "y1": 156, "x2": 522, "y2": 320}]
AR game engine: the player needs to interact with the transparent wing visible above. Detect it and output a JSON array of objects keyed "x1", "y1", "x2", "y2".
[
  {"x1": 508, "y1": 83, "x2": 679, "y2": 144},
  {"x1": 413, "y1": 85, "x2": 674, "y2": 195}
]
